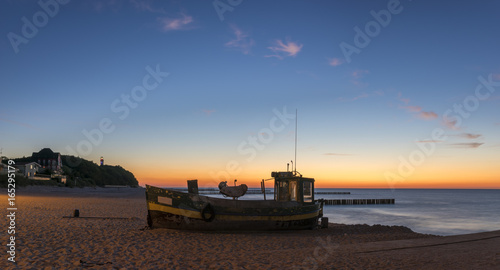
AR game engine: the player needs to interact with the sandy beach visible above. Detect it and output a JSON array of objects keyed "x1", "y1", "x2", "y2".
[{"x1": 1, "y1": 187, "x2": 499, "y2": 269}]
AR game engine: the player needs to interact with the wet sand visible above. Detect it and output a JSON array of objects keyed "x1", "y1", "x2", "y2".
[{"x1": 0, "y1": 186, "x2": 498, "y2": 269}]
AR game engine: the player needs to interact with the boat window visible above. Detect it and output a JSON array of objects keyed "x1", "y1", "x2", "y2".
[
  {"x1": 303, "y1": 181, "x2": 313, "y2": 202},
  {"x1": 289, "y1": 181, "x2": 297, "y2": 201},
  {"x1": 277, "y1": 181, "x2": 289, "y2": 201}
]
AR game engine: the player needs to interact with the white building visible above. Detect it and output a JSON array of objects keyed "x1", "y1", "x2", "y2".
[
  {"x1": 0, "y1": 163, "x2": 11, "y2": 175},
  {"x1": 15, "y1": 162, "x2": 42, "y2": 178}
]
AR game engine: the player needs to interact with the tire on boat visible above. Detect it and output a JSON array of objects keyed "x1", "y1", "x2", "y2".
[{"x1": 201, "y1": 203, "x2": 215, "y2": 222}]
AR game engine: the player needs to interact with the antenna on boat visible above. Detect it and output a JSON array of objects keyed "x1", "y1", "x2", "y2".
[{"x1": 294, "y1": 109, "x2": 297, "y2": 174}]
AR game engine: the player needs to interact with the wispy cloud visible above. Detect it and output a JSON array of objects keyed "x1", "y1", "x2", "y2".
[
  {"x1": 0, "y1": 117, "x2": 40, "y2": 131},
  {"x1": 442, "y1": 115, "x2": 459, "y2": 130},
  {"x1": 323, "y1": 153, "x2": 353, "y2": 156},
  {"x1": 399, "y1": 106, "x2": 437, "y2": 120},
  {"x1": 203, "y1": 109, "x2": 216, "y2": 116},
  {"x1": 397, "y1": 94, "x2": 437, "y2": 120},
  {"x1": 458, "y1": 133, "x2": 481, "y2": 139},
  {"x1": 350, "y1": 69, "x2": 369, "y2": 86},
  {"x1": 351, "y1": 69, "x2": 369, "y2": 79},
  {"x1": 402, "y1": 105, "x2": 421, "y2": 113},
  {"x1": 493, "y1": 73, "x2": 500, "y2": 80},
  {"x1": 328, "y1": 58, "x2": 343, "y2": 67},
  {"x1": 224, "y1": 24, "x2": 254, "y2": 55},
  {"x1": 397, "y1": 92, "x2": 410, "y2": 105},
  {"x1": 337, "y1": 93, "x2": 369, "y2": 102},
  {"x1": 449, "y1": 142, "x2": 484, "y2": 148},
  {"x1": 265, "y1": 39, "x2": 303, "y2": 59},
  {"x1": 418, "y1": 111, "x2": 438, "y2": 120},
  {"x1": 158, "y1": 14, "x2": 193, "y2": 32},
  {"x1": 336, "y1": 91, "x2": 383, "y2": 102}
]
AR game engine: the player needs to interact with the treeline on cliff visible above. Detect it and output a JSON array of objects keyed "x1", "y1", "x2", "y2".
[
  {"x1": 62, "y1": 155, "x2": 138, "y2": 187},
  {"x1": 1, "y1": 155, "x2": 138, "y2": 188}
]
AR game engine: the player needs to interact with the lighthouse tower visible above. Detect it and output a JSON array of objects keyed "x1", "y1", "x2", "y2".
[{"x1": 100, "y1": 156, "x2": 104, "y2": 166}]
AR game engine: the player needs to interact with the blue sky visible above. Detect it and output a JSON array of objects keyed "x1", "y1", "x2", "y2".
[{"x1": 1, "y1": 0, "x2": 499, "y2": 187}]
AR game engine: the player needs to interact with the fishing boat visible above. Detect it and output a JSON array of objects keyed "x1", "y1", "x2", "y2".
[{"x1": 145, "y1": 170, "x2": 326, "y2": 230}]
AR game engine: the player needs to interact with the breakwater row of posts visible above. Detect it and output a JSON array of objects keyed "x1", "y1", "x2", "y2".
[{"x1": 322, "y1": 198, "x2": 395, "y2": 205}]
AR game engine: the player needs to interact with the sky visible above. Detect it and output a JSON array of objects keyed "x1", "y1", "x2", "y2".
[{"x1": 1, "y1": 0, "x2": 499, "y2": 188}]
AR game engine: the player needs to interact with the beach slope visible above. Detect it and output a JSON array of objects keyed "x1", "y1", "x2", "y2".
[{"x1": 0, "y1": 187, "x2": 498, "y2": 269}]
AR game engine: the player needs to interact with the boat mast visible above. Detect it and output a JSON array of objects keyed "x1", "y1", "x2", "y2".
[{"x1": 294, "y1": 109, "x2": 297, "y2": 174}]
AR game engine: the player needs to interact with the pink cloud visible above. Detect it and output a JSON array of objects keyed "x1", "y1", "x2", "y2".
[
  {"x1": 328, "y1": 58, "x2": 343, "y2": 67},
  {"x1": 449, "y1": 142, "x2": 484, "y2": 148},
  {"x1": 493, "y1": 73, "x2": 500, "y2": 80},
  {"x1": 397, "y1": 94, "x2": 437, "y2": 120},
  {"x1": 224, "y1": 24, "x2": 255, "y2": 55},
  {"x1": 458, "y1": 133, "x2": 481, "y2": 139},
  {"x1": 350, "y1": 69, "x2": 369, "y2": 86},
  {"x1": 203, "y1": 109, "x2": 215, "y2": 116},
  {"x1": 397, "y1": 92, "x2": 410, "y2": 105},
  {"x1": 402, "y1": 105, "x2": 422, "y2": 113},
  {"x1": 350, "y1": 80, "x2": 368, "y2": 87},
  {"x1": 443, "y1": 115, "x2": 459, "y2": 130},
  {"x1": 158, "y1": 14, "x2": 193, "y2": 32},
  {"x1": 418, "y1": 111, "x2": 438, "y2": 120},
  {"x1": 266, "y1": 39, "x2": 303, "y2": 59}
]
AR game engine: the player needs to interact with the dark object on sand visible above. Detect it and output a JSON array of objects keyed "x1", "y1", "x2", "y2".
[
  {"x1": 321, "y1": 217, "x2": 329, "y2": 228},
  {"x1": 63, "y1": 209, "x2": 131, "y2": 219},
  {"x1": 146, "y1": 171, "x2": 325, "y2": 231}
]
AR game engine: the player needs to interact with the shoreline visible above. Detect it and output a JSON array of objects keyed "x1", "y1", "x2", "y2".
[{"x1": 0, "y1": 187, "x2": 498, "y2": 269}]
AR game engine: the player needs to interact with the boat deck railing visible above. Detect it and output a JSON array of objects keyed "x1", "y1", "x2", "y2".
[{"x1": 171, "y1": 188, "x2": 352, "y2": 195}]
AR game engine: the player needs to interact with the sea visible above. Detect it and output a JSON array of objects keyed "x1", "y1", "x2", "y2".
[{"x1": 206, "y1": 188, "x2": 500, "y2": 236}]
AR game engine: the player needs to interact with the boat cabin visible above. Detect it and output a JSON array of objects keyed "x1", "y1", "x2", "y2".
[{"x1": 272, "y1": 172, "x2": 314, "y2": 203}]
